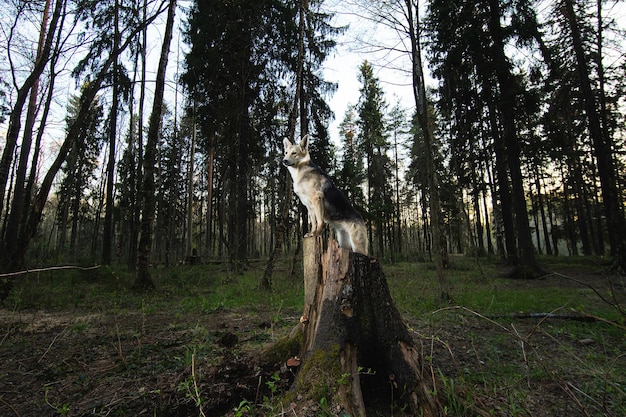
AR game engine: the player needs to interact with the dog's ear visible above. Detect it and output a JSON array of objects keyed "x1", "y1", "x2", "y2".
[
  {"x1": 283, "y1": 138, "x2": 292, "y2": 149},
  {"x1": 300, "y1": 134, "x2": 310, "y2": 151}
]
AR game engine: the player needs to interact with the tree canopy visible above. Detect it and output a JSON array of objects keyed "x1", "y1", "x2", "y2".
[{"x1": 0, "y1": 0, "x2": 625, "y2": 300}]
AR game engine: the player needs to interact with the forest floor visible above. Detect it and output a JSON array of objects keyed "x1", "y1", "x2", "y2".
[{"x1": 0, "y1": 255, "x2": 624, "y2": 416}]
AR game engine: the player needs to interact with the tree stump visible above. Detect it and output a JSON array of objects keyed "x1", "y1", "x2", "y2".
[{"x1": 292, "y1": 236, "x2": 440, "y2": 416}]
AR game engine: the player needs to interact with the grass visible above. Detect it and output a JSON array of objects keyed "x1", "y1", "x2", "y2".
[
  {"x1": 384, "y1": 255, "x2": 625, "y2": 417},
  {"x1": 7, "y1": 260, "x2": 304, "y2": 315},
  {"x1": 385, "y1": 255, "x2": 623, "y2": 320},
  {"x1": 2, "y1": 253, "x2": 625, "y2": 417},
  {"x1": 8, "y1": 255, "x2": 619, "y2": 320}
]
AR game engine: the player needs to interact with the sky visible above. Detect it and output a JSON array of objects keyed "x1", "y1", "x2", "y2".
[{"x1": 319, "y1": 2, "x2": 419, "y2": 145}]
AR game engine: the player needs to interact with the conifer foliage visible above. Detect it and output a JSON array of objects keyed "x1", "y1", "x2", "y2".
[{"x1": 0, "y1": 0, "x2": 625, "y2": 300}]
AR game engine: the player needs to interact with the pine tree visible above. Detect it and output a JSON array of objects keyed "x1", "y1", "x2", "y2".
[
  {"x1": 182, "y1": 0, "x2": 290, "y2": 269},
  {"x1": 183, "y1": 0, "x2": 341, "y2": 274}
]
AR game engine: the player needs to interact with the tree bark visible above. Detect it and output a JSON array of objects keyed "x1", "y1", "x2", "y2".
[
  {"x1": 205, "y1": 132, "x2": 215, "y2": 258},
  {"x1": 128, "y1": 0, "x2": 149, "y2": 271},
  {"x1": 186, "y1": 110, "x2": 196, "y2": 261},
  {"x1": 1, "y1": 0, "x2": 61, "y2": 271},
  {"x1": 134, "y1": 0, "x2": 176, "y2": 291},
  {"x1": 292, "y1": 237, "x2": 440, "y2": 416}
]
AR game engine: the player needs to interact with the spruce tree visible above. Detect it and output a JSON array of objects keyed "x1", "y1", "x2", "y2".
[
  {"x1": 357, "y1": 61, "x2": 392, "y2": 256},
  {"x1": 56, "y1": 91, "x2": 105, "y2": 256}
]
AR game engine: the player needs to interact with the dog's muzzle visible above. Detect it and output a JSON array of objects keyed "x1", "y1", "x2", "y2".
[{"x1": 283, "y1": 159, "x2": 294, "y2": 167}]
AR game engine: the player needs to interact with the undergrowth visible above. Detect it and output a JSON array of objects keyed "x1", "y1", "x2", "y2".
[{"x1": 1, "y1": 254, "x2": 624, "y2": 417}]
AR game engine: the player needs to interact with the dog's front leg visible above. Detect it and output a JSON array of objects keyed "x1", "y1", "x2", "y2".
[
  {"x1": 311, "y1": 196, "x2": 325, "y2": 235},
  {"x1": 304, "y1": 210, "x2": 316, "y2": 237}
]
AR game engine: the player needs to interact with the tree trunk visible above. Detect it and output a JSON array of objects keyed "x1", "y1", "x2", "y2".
[
  {"x1": 563, "y1": 0, "x2": 626, "y2": 270},
  {"x1": 487, "y1": 0, "x2": 544, "y2": 278},
  {"x1": 14, "y1": 0, "x2": 53, "y2": 239},
  {"x1": 1, "y1": 0, "x2": 60, "y2": 272},
  {"x1": 534, "y1": 168, "x2": 552, "y2": 255},
  {"x1": 235, "y1": 124, "x2": 249, "y2": 266},
  {"x1": 134, "y1": 0, "x2": 176, "y2": 291},
  {"x1": 186, "y1": 111, "x2": 196, "y2": 261},
  {"x1": 205, "y1": 133, "x2": 215, "y2": 258},
  {"x1": 472, "y1": 185, "x2": 485, "y2": 255},
  {"x1": 291, "y1": 236, "x2": 440, "y2": 416},
  {"x1": 128, "y1": 0, "x2": 149, "y2": 271},
  {"x1": 0, "y1": 0, "x2": 62, "y2": 223},
  {"x1": 406, "y1": 0, "x2": 451, "y2": 301},
  {"x1": 102, "y1": 0, "x2": 119, "y2": 265},
  {"x1": 261, "y1": 0, "x2": 305, "y2": 289}
]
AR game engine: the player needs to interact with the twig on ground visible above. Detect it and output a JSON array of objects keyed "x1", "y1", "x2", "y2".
[
  {"x1": 559, "y1": 381, "x2": 593, "y2": 417},
  {"x1": 489, "y1": 312, "x2": 626, "y2": 331},
  {"x1": 0, "y1": 397, "x2": 20, "y2": 417},
  {"x1": 607, "y1": 276, "x2": 626, "y2": 320},
  {"x1": 113, "y1": 317, "x2": 126, "y2": 366},
  {"x1": 191, "y1": 353, "x2": 207, "y2": 417},
  {"x1": 38, "y1": 325, "x2": 69, "y2": 363},
  {"x1": 510, "y1": 323, "x2": 530, "y2": 388}
]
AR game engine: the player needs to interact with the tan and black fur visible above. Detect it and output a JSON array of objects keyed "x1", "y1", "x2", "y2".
[{"x1": 283, "y1": 135, "x2": 368, "y2": 255}]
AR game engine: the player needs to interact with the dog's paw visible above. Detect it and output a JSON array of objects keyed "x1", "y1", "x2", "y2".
[{"x1": 311, "y1": 228, "x2": 323, "y2": 236}]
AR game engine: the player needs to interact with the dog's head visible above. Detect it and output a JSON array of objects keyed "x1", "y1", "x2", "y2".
[{"x1": 282, "y1": 135, "x2": 310, "y2": 167}]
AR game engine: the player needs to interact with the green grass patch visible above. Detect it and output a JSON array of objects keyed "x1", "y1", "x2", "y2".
[
  {"x1": 385, "y1": 256, "x2": 623, "y2": 321},
  {"x1": 7, "y1": 260, "x2": 304, "y2": 316}
]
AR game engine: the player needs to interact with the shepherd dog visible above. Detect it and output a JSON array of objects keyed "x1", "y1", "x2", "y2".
[{"x1": 283, "y1": 135, "x2": 368, "y2": 255}]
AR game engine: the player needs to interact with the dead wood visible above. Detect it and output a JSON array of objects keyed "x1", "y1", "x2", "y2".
[{"x1": 291, "y1": 236, "x2": 441, "y2": 416}]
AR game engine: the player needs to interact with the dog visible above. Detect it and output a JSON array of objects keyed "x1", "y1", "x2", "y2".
[{"x1": 283, "y1": 135, "x2": 368, "y2": 255}]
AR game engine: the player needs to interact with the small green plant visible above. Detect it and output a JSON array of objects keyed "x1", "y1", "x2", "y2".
[
  {"x1": 233, "y1": 399, "x2": 253, "y2": 417},
  {"x1": 176, "y1": 352, "x2": 207, "y2": 417},
  {"x1": 70, "y1": 320, "x2": 90, "y2": 334},
  {"x1": 265, "y1": 371, "x2": 281, "y2": 396},
  {"x1": 44, "y1": 386, "x2": 71, "y2": 416},
  {"x1": 337, "y1": 371, "x2": 351, "y2": 386},
  {"x1": 338, "y1": 366, "x2": 375, "y2": 386},
  {"x1": 437, "y1": 370, "x2": 470, "y2": 416},
  {"x1": 507, "y1": 392, "x2": 528, "y2": 417},
  {"x1": 358, "y1": 366, "x2": 375, "y2": 376},
  {"x1": 318, "y1": 395, "x2": 333, "y2": 416}
]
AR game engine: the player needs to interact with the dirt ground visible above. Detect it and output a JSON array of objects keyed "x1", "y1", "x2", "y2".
[{"x1": 0, "y1": 269, "x2": 624, "y2": 417}]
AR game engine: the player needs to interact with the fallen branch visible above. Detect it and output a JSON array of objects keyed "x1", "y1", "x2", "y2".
[
  {"x1": 546, "y1": 271, "x2": 625, "y2": 316},
  {"x1": 485, "y1": 311, "x2": 625, "y2": 330},
  {"x1": 0, "y1": 265, "x2": 101, "y2": 278},
  {"x1": 493, "y1": 312, "x2": 596, "y2": 321}
]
